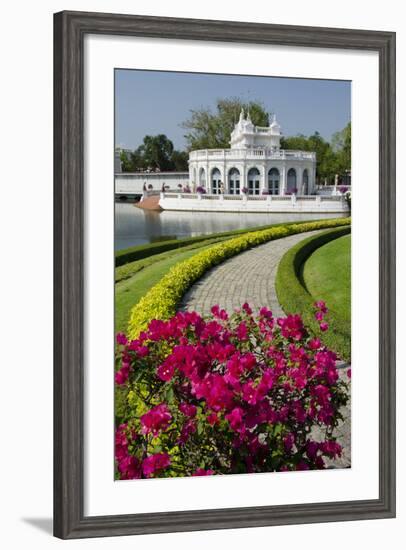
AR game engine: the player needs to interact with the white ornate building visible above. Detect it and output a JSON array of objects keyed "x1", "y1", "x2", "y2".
[{"x1": 188, "y1": 110, "x2": 316, "y2": 196}]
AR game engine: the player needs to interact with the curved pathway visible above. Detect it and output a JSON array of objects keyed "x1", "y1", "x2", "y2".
[
  {"x1": 180, "y1": 229, "x2": 323, "y2": 317},
  {"x1": 180, "y1": 228, "x2": 351, "y2": 469}
]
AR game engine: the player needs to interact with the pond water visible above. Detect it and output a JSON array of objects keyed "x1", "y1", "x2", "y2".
[{"x1": 115, "y1": 202, "x2": 346, "y2": 250}]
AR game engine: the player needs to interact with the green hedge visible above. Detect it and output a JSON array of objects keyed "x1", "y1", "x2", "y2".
[
  {"x1": 275, "y1": 226, "x2": 351, "y2": 361},
  {"x1": 127, "y1": 217, "x2": 351, "y2": 340},
  {"x1": 115, "y1": 219, "x2": 330, "y2": 267}
]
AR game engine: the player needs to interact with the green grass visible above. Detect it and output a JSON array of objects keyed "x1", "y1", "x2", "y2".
[
  {"x1": 302, "y1": 235, "x2": 351, "y2": 327},
  {"x1": 115, "y1": 243, "x2": 215, "y2": 333},
  {"x1": 275, "y1": 227, "x2": 351, "y2": 361},
  {"x1": 115, "y1": 235, "x2": 237, "y2": 284}
]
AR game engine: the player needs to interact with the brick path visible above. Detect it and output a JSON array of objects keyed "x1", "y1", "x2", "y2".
[
  {"x1": 180, "y1": 229, "x2": 351, "y2": 469},
  {"x1": 180, "y1": 230, "x2": 323, "y2": 317}
]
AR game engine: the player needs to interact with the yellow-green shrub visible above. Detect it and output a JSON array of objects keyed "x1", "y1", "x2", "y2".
[{"x1": 127, "y1": 217, "x2": 351, "y2": 339}]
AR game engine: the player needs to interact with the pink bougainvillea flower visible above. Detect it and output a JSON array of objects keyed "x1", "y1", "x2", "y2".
[
  {"x1": 283, "y1": 433, "x2": 295, "y2": 453},
  {"x1": 259, "y1": 306, "x2": 273, "y2": 319},
  {"x1": 309, "y1": 337, "x2": 322, "y2": 350},
  {"x1": 314, "y1": 300, "x2": 328, "y2": 313},
  {"x1": 117, "y1": 455, "x2": 142, "y2": 479},
  {"x1": 242, "y1": 302, "x2": 253, "y2": 315},
  {"x1": 140, "y1": 404, "x2": 172, "y2": 436},
  {"x1": 177, "y1": 419, "x2": 197, "y2": 445},
  {"x1": 157, "y1": 360, "x2": 176, "y2": 382},
  {"x1": 225, "y1": 407, "x2": 244, "y2": 432},
  {"x1": 236, "y1": 321, "x2": 248, "y2": 341},
  {"x1": 320, "y1": 440, "x2": 342, "y2": 458},
  {"x1": 305, "y1": 440, "x2": 320, "y2": 460},
  {"x1": 207, "y1": 412, "x2": 219, "y2": 426},
  {"x1": 192, "y1": 468, "x2": 214, "y2": 476},
  {"x1": 277, "y1": 314, "x2": 305, "y2": 340},
  {"x1": 115, "y1": 361, "x2": 131, "y2": 385},
  {"x1": 179, "y1": 402, "x2": 197, "y2": 418},
  {"x1": 116, "y1": 332, "x2": 128, "y2": 346},
  {"x1": 211, "y1": 304, "x2": 229, "y2": 321},
  {"x1": 319, "y1": 321, "x2": 329, "y2": 332},
  {"x1": 142, "y1": 453, "x2": 171, "y2": 477},
  {"x1": 296, "y1": 461, "x2": 310, "y2": 471},
  {"x1": 314, "y1": 310, "x2": 324, "y2": 321}
]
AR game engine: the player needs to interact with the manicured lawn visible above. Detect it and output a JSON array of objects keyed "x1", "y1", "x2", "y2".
[
  {"x1": 302, "y1": 234, "x2": 351, "y2": 327},
  {"x1": 115, "y1": 244, "x2": 214, "y2": 333},
  {"x1": 275, "y1": 228, "x2": 351, "y2": 361}
]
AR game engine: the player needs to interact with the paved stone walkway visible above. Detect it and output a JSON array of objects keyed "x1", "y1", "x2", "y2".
[
  {"x1": 181, "y1": 230, "x2": 323, "y2": 317},
  {"x1": 180, "y1": 229, "x2": 351, "y2": 469}
]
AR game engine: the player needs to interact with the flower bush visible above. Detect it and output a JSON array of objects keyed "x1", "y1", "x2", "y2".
[
  {"x1": 196, "y1": 186, "x2": 206, "y2": 194},
  {"x1": 127, "y1": 217, "x2": 351, "y2": 340},
  {"x1": 115, "y1": 303, "x2": 349, "y2": 479}
]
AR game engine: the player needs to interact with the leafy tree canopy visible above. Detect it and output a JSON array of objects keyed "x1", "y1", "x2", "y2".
[
  {"x1": 281, "y1": 126, "x2": 351, "y2": 183},
  {"x1": 121, "y1": 134, "x2": 188, "y2": 172},
  {"x1": 181, "y1": 97, "x2": 270, "y2": 150}
]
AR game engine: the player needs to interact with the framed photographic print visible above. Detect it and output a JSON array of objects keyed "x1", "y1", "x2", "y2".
[{"x1": 54, "y1": 10, "x2": 396, "y2": 539}]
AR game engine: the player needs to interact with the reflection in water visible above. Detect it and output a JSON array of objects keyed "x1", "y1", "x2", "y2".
[{"x1": 115, "y1": 202, "x2": 346, "y2": 250}]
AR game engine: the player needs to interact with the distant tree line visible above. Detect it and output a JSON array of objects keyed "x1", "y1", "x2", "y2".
[
  {"x1": 120, "y1": 98, "x2": 350, "y2": 183},
  {"x1": 120, "y1": 134, "x2": 189, "y2": 172}
]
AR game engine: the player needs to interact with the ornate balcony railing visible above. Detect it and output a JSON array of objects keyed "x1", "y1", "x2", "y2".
[{"x1": 189, "y1": 148, "x2": 316, "y2": 162}]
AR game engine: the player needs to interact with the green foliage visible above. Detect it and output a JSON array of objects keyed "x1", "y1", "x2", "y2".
[
  {"x1": 127, "y1": 218, "x2": 351, "y2": 340},
  {"x1": 181, "y1": 97, "x2": 269, "y2": 150},
  {"x1": 120, "y1": 135, "x2": 188, "y2": 172},
  {"x1": 331, "y1": 122, "x2": 351, "y2": 174},
  {"x1": 275, "y1": 227, "x2": 351, "y2": 361},
  {"x1": 281, "y1": 124, "x2": 351, "y2": 183},
  {"x1": 170, "y1": 150, "x2": 189, "y2": 171},
  {"x1": 134, "y1": 134, "x2": 174, "y2": 171},
  {"x1": 119, "y1": 150, "x2": 133, "y2": 172}
]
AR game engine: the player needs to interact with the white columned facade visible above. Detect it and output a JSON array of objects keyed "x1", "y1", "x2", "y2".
[{"x1": 188, "y1": 111, "x2": 316, "y2": 196}]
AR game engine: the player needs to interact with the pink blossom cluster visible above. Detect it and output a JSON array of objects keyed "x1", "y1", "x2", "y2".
[
  {"x1": 314, "y1": 300, "x2": 329, "y2": 332},
  {"x1": 115, "y1": 423, "x2": 171, "y2": 479},
  {"x1": 114, "y1": 303, "x2": 349, "y2": 479}
]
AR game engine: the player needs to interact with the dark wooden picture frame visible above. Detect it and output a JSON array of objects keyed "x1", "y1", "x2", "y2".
[{"x1": 54, "y1": 10, "x2": 396, "y2": 539}]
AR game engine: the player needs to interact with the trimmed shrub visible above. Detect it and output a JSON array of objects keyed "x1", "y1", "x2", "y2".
[
  {"x1": 127, "y1": 218, "x2": 351, "y2": 340},
  {"x1": 275, "y1": 226, "x2": 351, "y2": 361},
  {"x1": 115, "y1": 219, "x2": 331, "y2": 267}
]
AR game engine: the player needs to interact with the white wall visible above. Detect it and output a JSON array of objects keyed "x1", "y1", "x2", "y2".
[{"x1": 0, "y1": 1, "x2": 403, "y2": 549}]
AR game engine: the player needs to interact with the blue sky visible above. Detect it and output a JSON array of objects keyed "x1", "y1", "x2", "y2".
[{"x1": 115, "y1": 69, "x2": 351, "y2": 151}]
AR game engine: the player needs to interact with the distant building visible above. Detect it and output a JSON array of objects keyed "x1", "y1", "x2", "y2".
[{"x1": 188, "y1": 109, "x2": 316, "y2": 195}]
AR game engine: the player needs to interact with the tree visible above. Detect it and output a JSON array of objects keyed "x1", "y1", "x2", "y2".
[
  {"x1": 171, "y1": 150, "x2": 189, "y2": 171},
  {"x1": 332, "y1": 122, "x2": 351, "y2": 174},
  {"x1": 135, "y1": 134, "x2": 175, "y2": 171},
  {"x1": 119, "y1": 150, "x2": 133, "y2": 172},
  {"x1": 281, "y1": 131, "x2": 341, "y2": 184},
  {"x1": 182, "y1": 97, "x2": 270, "y2": 150}
]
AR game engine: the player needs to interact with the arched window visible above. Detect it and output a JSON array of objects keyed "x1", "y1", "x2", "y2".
[
  {"x1": 228, "y1": 168, "x2": 240, "y2": 195},
  {"x1": 247, "y1": 167, "x2": 261, "y2": 195},
  {"x1": 303, "y1": 169, "x2": 309, "y2": 195},
  {"x1": 268, "y1": 168, "x2": 280, "y2": 195},
  {"x1": 211, "y1": 168, "x2": 222, "y2": 194},
  {"x1": 287, "y1": 168, "x2": 297, "y2": 194},
  {"x1": 199, "y1": 168, "x2": 206, "y2": 189}
]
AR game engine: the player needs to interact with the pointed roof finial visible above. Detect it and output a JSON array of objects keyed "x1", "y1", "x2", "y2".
[{"x1": 239, "y1": 107, "x2": 245, "y2": 123}]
